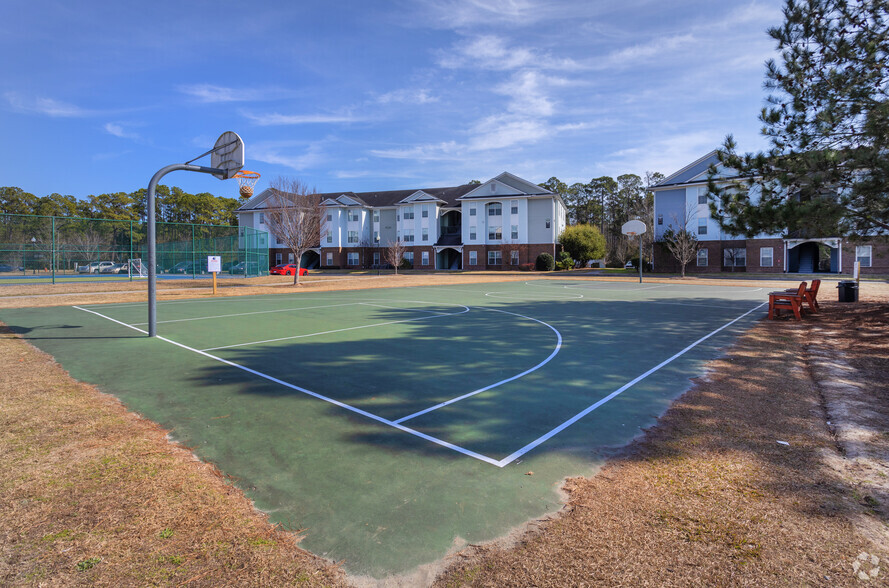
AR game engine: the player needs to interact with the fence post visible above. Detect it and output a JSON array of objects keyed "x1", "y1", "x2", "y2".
[{"x1": 51, "y1": 216, "x2": 56, "y2": 285}]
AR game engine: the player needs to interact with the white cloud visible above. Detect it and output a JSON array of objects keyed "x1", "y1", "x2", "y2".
[
  {"x1": 4, "y1": 92, "x2": 93, "y2": 117},
  {"x1": 103, "y1": 122, "x2": 140, "y2": 140},
  {"x1": 600, "y1": 34, "x2": 696, "y2": 68},
  {"x1": 370, "y1": 141, "x2": 463, "y2": 161},
  {"x1": 495, "y1": 70, "x2": 557, "y2": 117},
  {"x1": 377, "y1": 88, "x2": 439, "y2": 104},
  {"x1": 250, "y1": 142, "x2": 326, "y2": 170},
  {"x1": 178, "y1": 84, "x2": 268, "y2": 103},
  {"x1": 438, "y1": 35, "x2": 582, "y2": 71},
  {"x1": 467, "y1": 114, "x2": 548, "y2": 151},
  {"x1": 242, "y1": 111, "x2": 361, "y2": 126},
  {"x1": 600, "y1": 131, "x2": 725, "y2": 177},
  {"x1": 412, "y1": 0, "x2": 542, "y2": 29}
]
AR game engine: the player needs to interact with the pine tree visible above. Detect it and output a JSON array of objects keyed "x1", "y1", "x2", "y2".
[{"x1": 710, "y1": 0, "x2": 889, "y2": 237}]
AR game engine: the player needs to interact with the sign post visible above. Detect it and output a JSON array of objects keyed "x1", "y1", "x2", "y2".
[
  {"x1": 621, "y1": 219, "x2": 647, "y2": 284},
  {"x1": 208, "y1": 255, "x2": 221, "y2": 295}
]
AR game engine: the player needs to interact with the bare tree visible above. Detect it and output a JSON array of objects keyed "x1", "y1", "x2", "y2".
[
  {"x1": 384, "y1": 239, "x2": 408, "y2": 275},
  {"x1": 502, "y1": 240, "x2": 521, "y2": 268},
  {"x1": 264, "y1": 177, "x2": 323, "y2": 285},
  {"x1": 659, "y1": 207, "x2": 699, "y2": 277}
]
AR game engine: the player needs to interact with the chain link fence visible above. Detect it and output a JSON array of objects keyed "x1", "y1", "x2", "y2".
[{"x1": 0, "y1": 213, "x2": 269, "y2": 281}]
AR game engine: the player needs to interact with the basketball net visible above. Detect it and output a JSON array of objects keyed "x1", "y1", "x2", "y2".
[{"x1": 234, "y1": 170, "x2": 261, "y2": 199}]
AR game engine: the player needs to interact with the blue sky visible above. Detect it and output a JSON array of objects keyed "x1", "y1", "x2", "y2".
[{"x1": 2, "y1": 0, "x2": 782, "y2": 201}]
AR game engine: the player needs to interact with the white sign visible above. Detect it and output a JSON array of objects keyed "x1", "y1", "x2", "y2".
[{"x1": 207, "y1": 255, "x2": 221, "y2": 273}]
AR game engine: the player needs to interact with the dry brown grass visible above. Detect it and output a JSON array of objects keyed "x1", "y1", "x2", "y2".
[{"x1": 1, "y1": 272, "x2": 887, "y2": 587}]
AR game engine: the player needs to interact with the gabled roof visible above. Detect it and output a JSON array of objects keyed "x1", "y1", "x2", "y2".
[
  {"x1": 235, "y1": 172, "x2": 555, "y2": 212},
  {"x1": 654, "y1": 151, "x2": 721, "y2": 188},
  {"x1": 459, "y1": 171, "x2": 553, "y2": 200}
]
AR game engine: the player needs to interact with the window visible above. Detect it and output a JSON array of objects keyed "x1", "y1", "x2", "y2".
[
  {"x1": 275, "y1": 252, "x2": 282, "y2": 265},
  {"x1": 723, "y1": 247, "x2": 746, "y2": 267},
  {"x1": 373, "y1": 210, "x2": 379, "y2": 223},
  {"x1": 697, "y1": 217, "x2": 708, "y2": 235},
  {"x1": 422, "y1": 227, "x2": 428, "y2": 241},
  {"x1": 469, "y1": 226, "x2": 477, "y2": 240},
  {"x1": 422, "y1": 251, "x2": 429, "y2": 265},
  {"x1": 487, "y1": 202, "x2": 502, "y2": 217},
  {"x1": 259, "y1": 212, "x2": 265, "y2": 225},
  {"x1": 488, "y1": 226, "x2": 502, "y2": 240},
  {"x1": 545, "y1": 219, "x2": 551, "y2": 229},
  {"x1": 403, "y1": 229, "x2": 414, "y2": 242},
  {"x1": 856, "y1": 245, "x2": 872, "y2": 267},
  {"x1": 404, "y1": 251, "x2": 414, "y2": 264},
  {"x1": 697, "y1": 249, "x2": 708, "y2": 267},
  {"x1": 511, "y1": 225, "x2": 518, "y2": 240},
  {"x1": 373, "y1": 230, "x2": 379, "y2": 243},
  {"x1": 347, "y1": 252, "x2": 359, "y2": 265},
  {"x1": 327, "y1": 213, "x2": 332, "y2": 222},
  {"x1": 288, "y1": 253, "x2": 294, "y2": 264},
  {"x1": 510, "y1": 250, "x2": 519, "y2": 265},
  {"x1": 326, "y1": 232, "x2": 332, "y2": 244},
  {"x1": 511, "y1": 200, "x2": 518, "y2": 215},
  {"x1": 422, "y1": 205, "x2": 429, "y2": 218},
  {"x1": 488, "y1": 250, "x2": 502, "y2": 265},
  {"x1": 397, "y1": 214, "x2": 400, "y2": 221},
  {"x1": 760, "y1": 247, "x2": 774, "y2": 267},
  {"x1": 469, "y1": 206, "x2": 476, "y2": 216},
  {"x1": 469, "y1": 250, "x2": 477, "y2": 265},
  {"x1": 697, "y1": 188, "x2": 708, "y2": 205},
  {"x1": 373, "y1": 251, "x2": 380, "y2": 265},
  {"x1": 348, "y1": 209, "x2": 359, "y2": 222},
  {"x1": 657, "y1": 214, "x2": 663, "y2": 225},
  {"x1": 347, "y1": 231, "x2": 358, "y2": 244},
  {"x1": 403, "y1": 208, "x2": 414, "y2": 220},
  {"x1": 325, "y1": 252, "x2": 333, "y2": 266}
]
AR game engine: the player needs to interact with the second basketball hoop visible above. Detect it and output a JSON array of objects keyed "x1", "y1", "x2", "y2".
[{"x1": 234, "y1": 170, "x2": 261, "y2": 199}]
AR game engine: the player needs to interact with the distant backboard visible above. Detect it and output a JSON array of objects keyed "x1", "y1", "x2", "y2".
[
  {"x1": 210, "y1": 131, "x2": 245, "y2": 180},
  {"x1": 622, "y1": 219, "x2": 646, "y2": 236}
]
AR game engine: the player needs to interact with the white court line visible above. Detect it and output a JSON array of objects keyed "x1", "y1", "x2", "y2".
[
  {"x1": 359, "y1": 302, "x2": 449, "y2": 315},
  {"x1": 394, "y1": 308, "x2": 562, "y2": 424},
  {"x1": 130, "y1": 302, "x2": 360, "y2": 325},
  {"x1": 72, "y1": 304, "x2": 502, "y2": 467},
  {"x1": 200, "y1": 304, "x2": 470, "y2": 351},
  {"x1": 491, "y1": 301, "x2": 768, "y2": 467}
]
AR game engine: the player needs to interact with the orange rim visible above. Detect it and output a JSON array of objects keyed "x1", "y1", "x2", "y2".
[{"x1": 233, "y1": 170, "x2": 261, "y2": 179}]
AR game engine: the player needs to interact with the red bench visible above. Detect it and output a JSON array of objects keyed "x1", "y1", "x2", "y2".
[
  {"x1": 785, "y1": 278, "x2": 821, "y2": 313},
  {"x1": 769, "y1": 282, "x2": 807, "y2": 320}
]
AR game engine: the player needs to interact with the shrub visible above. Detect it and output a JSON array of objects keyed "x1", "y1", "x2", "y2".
[
  {"x1": 399, "y1": 258, "x2": 413, "y2": 270},
  {"x1": 535, "y1": 252, "x2": 555, "y2": 271},
  {"x1": 556, "y1": 251, "x2": 575, "y2": 270},
  {"x1": 518, "y1": 263, "x2": 535, "y2": 271}
]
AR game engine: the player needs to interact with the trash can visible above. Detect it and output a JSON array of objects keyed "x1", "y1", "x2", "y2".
[{"x1": 837, "y1": 280, "x2": 859, "y2": 302}]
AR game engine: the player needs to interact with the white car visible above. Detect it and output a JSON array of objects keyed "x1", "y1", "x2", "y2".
[{"x1": 77, "y1": 261, "x2": 115, "y2": 274}]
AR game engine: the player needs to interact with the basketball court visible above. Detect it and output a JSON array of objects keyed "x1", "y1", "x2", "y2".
[{"x1": 0, "y1": 279, "x2": 767, "y2": 577}]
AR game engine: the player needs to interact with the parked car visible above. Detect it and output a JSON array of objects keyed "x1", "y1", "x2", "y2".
[
  {"x1": 77, "y1": 261, "x2": 115, "y2": 273},
  {"x1": 167, "y1": 260, "x2": 208, "y2": 274},
  {"x1": 0, "y1": 263, "x2": 14, "y2": 273},
  {"x1": 99, "y1": 262, "x2": 128, "y2": 274},
  {"x1": 270, "y1": 264, "x2": 308, "y2": 276}
]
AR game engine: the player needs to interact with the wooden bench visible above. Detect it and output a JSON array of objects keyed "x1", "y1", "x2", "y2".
[
  {"x1": 785, "y1": 278, "x2": 821, "y2": 313},
  {"x1": 769, "y1": 281, "x2": 807, "y2": 320}
]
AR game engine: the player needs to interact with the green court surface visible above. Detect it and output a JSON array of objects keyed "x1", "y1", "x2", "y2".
[{"x1": 0, "y1": 279, "x2": 768, "y2": 578}]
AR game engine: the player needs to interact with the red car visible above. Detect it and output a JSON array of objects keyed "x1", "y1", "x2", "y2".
[{"x1": 270, "y1": 264, "x2": 308, "y2": 276}]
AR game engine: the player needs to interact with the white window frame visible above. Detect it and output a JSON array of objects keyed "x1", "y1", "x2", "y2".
[
  {"x1": 347, "y1": 209, "x2": 360, "y2": 222},
  {"x1": 325, "y1": 252, "x2": 333, "y2": 265},
  {"x1": 697, "y1": 248, "x2": 708, "y2": 267},
  {"x1": 511, "y1": 225, "x2": 518, "y2": 240},
  {"x1": 404, "y1": 251, "x2": 414, "y2": 264},
  {"x1": 275, "y1": 252, "x2": 282, "y2": 265},
  {"x1": 326, "y1": 232, "x2": 332, "y2": 244},
  {"x1": 488, "y1": 250, "x2": 502, "y2": 265},
  {"x1": 469, "y1": 226, "x2": 477, "y2": 240},
  {"x1": 288, "y1": 253, "x2": 294, "y2": 264},
  {"x1": 510, "y1": 250, "x2": 519, "y2": 265},
  {"x1": 723, "y1": 247, "x2": 746, "y2": 267},
  {"x1": 373, "y1": 210, "x2": 380, "y2": 223},
  {"x1": 403, "y1": 229, "x2": 414, "y2": 242},
  {"x1": 373, "y1": 251, "x2": 380, "y2": 265},
  {"x1": 697, "y1": 187, "x2": 708, "y2": 205},
  {"x1": 422, "y1": 205, "x2": 429, "y2": 218},
  {"x1": 488, "y1": 226, "x2": 502, "y2": 241},
  {"x1": 469, "y1": 206, "x2": 476, "y2": 217},
  {"x1": 422, "y1": 227, "x2": 428, "y2": 241},
  {"x1": 259, "y1": 212, "x2": 265, "y2": 225},
  {"x1": 469, "y1": 250, "x2": 477, "y2": 265},
  {"x1": 511, "y1": 200, "x2": 518, "y2": 215},
  {"x1": 487, "y1": 202, "x2": 502, "y2": 217},
  {"x1": 760, "y1": 247, "x2": 774, "y2": 267},
  {"x1": 697, "y1": 217, "x2": 708, "y2": 235},
  {"x1": 856, "y1": 245, "x2": 872, "y2": 267},
  {"x1": 421, "y1": 251, "x2": 429, "y2": 265},
  {"x1": 347, "y1": 252, "x2": 359, "y2": 266},
  {"x1": 403, "y1": 208, "x2": 414, "y2": 220},
  {"x1": 348, "y1": 230, "x2": 359, "y2": 244}
]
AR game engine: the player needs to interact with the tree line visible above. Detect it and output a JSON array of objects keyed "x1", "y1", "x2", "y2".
[
  {"x1": 540, "y1": 172, "x2": 664, "y2": 266},
  {"x1": 0, "y1": 185, "x2": 241, "y2": 226}
]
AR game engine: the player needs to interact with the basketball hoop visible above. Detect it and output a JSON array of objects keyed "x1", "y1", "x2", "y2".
[{"x1": 234, "y1": 170, "x2": 261, "y2": 199}]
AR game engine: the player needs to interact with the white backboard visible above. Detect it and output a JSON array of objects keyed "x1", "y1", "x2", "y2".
[
  {"x1": 621, "y1": 219, "x2": 646, "y2": 236},
  {"x1": 210, "y1": 131, "x2": 245, "y2": 180}
]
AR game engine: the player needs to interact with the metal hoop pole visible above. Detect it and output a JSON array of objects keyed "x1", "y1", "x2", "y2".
[{"x1": 147, "y1": 163, "x2": 225, "y2": 337}]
